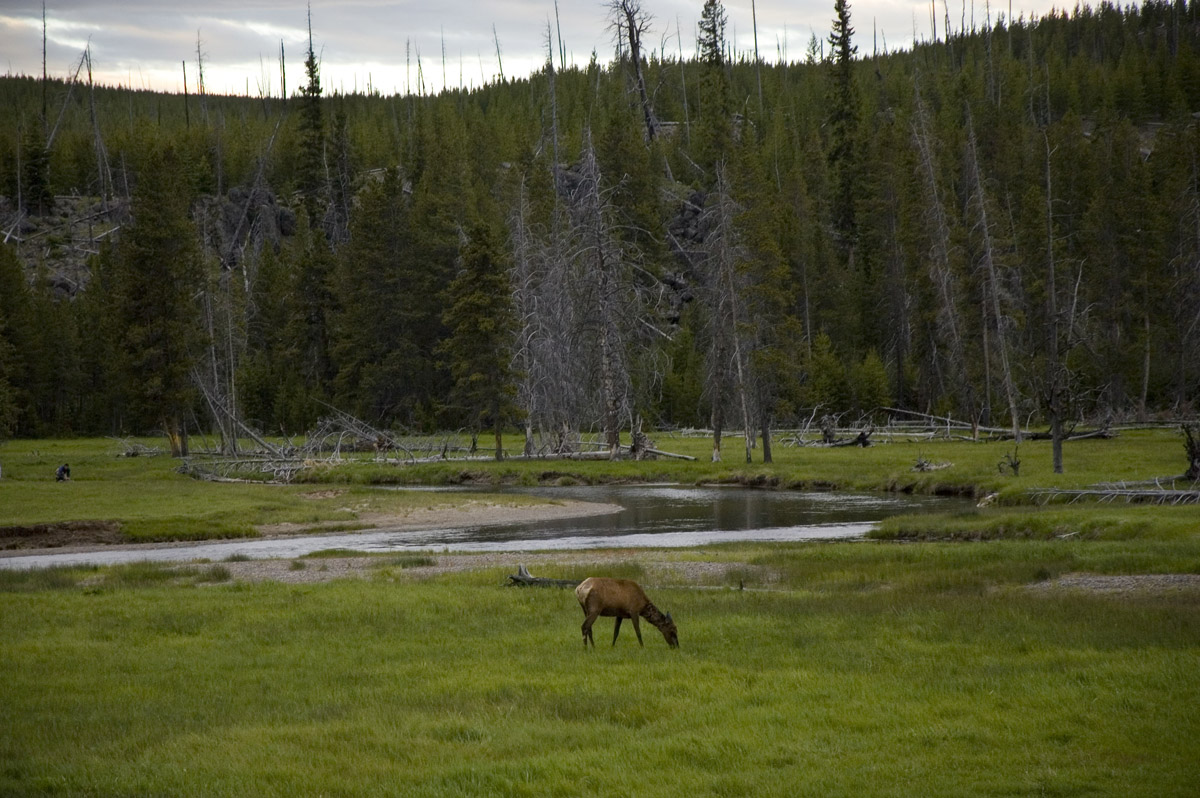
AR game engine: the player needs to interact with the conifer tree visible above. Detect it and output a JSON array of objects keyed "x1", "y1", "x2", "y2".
[
  {"x1": 0, "y1": 329, "x2": 16, "y2": 440},
  {"x1": 439, "y1": 220, "x2": 518, "y2": 458},
  {"x1": 0, "y1": 247, "x2": 30, "y2": 437},
  {"x1": 827, "y1": 0, "x2": 859, "y2": 245},
  {"x1": 730, "y1": 137, "x2": 801, "y2": 462},
  {"x1": 107, "y1": 146, "x2": 203, "y2": 455},
  {"x1": 297, "y1": 8, "x2": 326, "y2": 221},
  {"x1": 695, "y1": 0, "x2": 733, "y2": 175},
  {"x1": 19, "y1": 126, "x2": 52, "y2": 216},
  {"x1": 283, "y1": 211, "x2": 336, "y2": 427},
  {"x1": 330, "y1": 168, "x2": 416, "y2": 423}
]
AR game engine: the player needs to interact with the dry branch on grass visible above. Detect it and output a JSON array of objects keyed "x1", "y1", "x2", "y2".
[
  {"x1": 505, "y1": 564, "x2": 581, "y2": 588},
  {"x1": 1033, "y1": 487, "x2": 1200, "y2": 505}
]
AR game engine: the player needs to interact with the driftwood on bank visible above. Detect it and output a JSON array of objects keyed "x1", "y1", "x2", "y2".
[
  {"x1": 1034, "y1": 487, "x2": 1200, "y2": 505},
  {"x1": 505, "y1": 564, "x2": 582, "y2": 588}
]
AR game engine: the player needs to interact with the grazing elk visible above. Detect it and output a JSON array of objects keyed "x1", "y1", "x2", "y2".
[{"x1": 575, "y1": 577, "x2": 679, "y2": 649}]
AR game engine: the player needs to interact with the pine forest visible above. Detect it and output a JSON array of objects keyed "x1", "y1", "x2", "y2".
[{"x1": 2, "y1": 0, "x2": 1200, "y2": 462}]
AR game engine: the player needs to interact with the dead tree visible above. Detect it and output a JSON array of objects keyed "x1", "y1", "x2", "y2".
[
  {"x1": 965, "y1": 107, "x2": 1022, "y2": 442},
  {"x1": 911, "y1": 80, "x2": 976, "y2": 421},
  {"x1": 510, "y1": 174, "x2": 586, "y2": 456},
  {"x1": 696, "y1": 165, "x2": 755, "y2": 463},
  {"x1": 84, "y1": 47, "x2": 114, "y2": 210},
  {"x1": 1184, "y1": 424, "x2": 1200, "y2": 482},
  {"x1": 607, "y1": 0, "x2": 660, "y2": 142},
  {"x1": 564, "y1": 134, "x2": 637, "y2": 459},
  {"x1": 1042, "y1": 127, "x2": 1067, "y2": 473}
]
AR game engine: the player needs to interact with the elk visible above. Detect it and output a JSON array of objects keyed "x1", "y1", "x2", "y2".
[{"x1": 575, "y1": 577, "x2": 679, "y2": 648}]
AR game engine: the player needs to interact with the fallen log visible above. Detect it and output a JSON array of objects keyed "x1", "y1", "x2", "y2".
[
  {"x1": 505, "y1": 564, "x2": 582, "y2": 588},
  {"x1": 1033, "y1": 488, "x2": 1200, "y2": 505},
  {"x1": 826, "y1": 428, "x2": 874, "y2": 447},
  {"x1": 644, "y1": 447, "x2": 696, "y2": 461}
]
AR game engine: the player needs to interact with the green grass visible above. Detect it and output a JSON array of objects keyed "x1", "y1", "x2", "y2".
[
  {"x1": 0, "y1": 438, "x2": 555, "y2": 543},
  {"x1": 2, "y1": 427, "x2": 1198, "y2": 795},
  {"x1": 6, "y1": 430, "x2": 1192, "y2": 545},
  {"x1": 874, "y1": 503, "x2": 1200, "y2": 542},
  {"x1": 1, "y1": 555, "x2": 1197, "y2": 797},
  {"x1": 300, "y1": 427, "x2": 1187, "y2": 497}
]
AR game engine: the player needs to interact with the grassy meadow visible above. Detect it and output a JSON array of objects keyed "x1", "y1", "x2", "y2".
[
  {"x1": 1, "y1": 429, "x2": 1198, "y2": 795},
  {"x1": 0, "y1": 438, "x2": 552, "y2": 542},
  {"x1": 1, "y1": 555, "x2": 1198, "y2": 797}
]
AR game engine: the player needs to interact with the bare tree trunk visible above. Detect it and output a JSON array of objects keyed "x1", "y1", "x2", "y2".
[
  {"x1": 1044, "y1": 131, "x2": 1064, "y2": 474},
  {"x1": 703, "y1": 164, "x2": 755, "y2": 464},
  {"x1": 568, "y1": 134, "x2": 638, "y2": 458},
  {"x1": 163, "y1": 414, "x2": 189, "y2": 458},
  {"x1": 677, "y1": 17, "x2": 691, "y2": 148},
  {"x1": 544, "y1": 23, "x2": 561, "y2": 182},
  {"x1": 1139, "y1": 311, "x2": 1151, "y2": 423},
  {"x1": 609, "y1": 0, "x2": 659, "y2": 142},
  {"x1": 1184, "y1": 424, "x2": 1200, "y2": 481},
  {"x1": 751, "y1": 0, "x2": 764, "y2": 114},
  {"x1": 86, "y1": 48, "x2": 113, "y2": 210},
  {"x1": 600, "y1": 325, "x2": 622, "y2": 458},
  {"x1": 711, "y1": 398, "x2": 724, "y2": 462},
  {"x1": 760, "y1": 412, "x2": 773, "y2": 463},
  {"x1": 965, "y1": 108, "x2": 1021, "y2": 442},
  {"x1": 912, "y1": 80, "x2": 975, "y2": 419}
]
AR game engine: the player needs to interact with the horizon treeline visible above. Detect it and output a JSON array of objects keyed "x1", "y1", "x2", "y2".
[{"x1": 2, "y1": 0, "x2": 1199, "y2": 460}]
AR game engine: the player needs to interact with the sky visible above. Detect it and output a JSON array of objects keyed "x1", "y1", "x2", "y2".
[{"x1": 1, "y1": 0, "x2": 1065, "y2": 97}]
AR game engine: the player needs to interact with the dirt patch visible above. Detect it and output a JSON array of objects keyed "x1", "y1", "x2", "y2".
[
  {"x1": 1026, "y1": 572, "x2": 1200, "y2": 596},
  {"x1": 297, "y1": 489, "x2": 348, "y2": 500},
  {"x1": 0, "y1": 521, "x2": 124, "y2": 550}
]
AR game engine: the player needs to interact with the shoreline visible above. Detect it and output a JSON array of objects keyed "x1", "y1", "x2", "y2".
[{"x1": 0, "y1": 499, "x2": 624, "y2": 560}]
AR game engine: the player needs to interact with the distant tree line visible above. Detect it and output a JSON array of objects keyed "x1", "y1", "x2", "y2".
[{"x1": 1, "y1": 0, "x2": 1199, "y2": 461}]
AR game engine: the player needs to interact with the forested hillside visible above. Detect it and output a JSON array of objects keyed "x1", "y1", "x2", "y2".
[{"x1": 2, "y1": 0, "x2": 1199, "y2": 459}]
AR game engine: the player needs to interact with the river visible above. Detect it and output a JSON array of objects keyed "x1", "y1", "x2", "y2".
[{"x1": 0, "y1": 484, "x2": 965, "y2": 570}]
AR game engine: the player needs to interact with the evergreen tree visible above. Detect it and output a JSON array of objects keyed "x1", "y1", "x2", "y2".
[
  {"x1": 0, "y1": 246, "x2": 29, "y2": 437},
  {"x1": 283, "y1": 211, "x2": 336, "y2": 428},
  {"x1": 0, "y1": 329, "x2": 16, "y2": 439},
  {"x1": 330, "y1": 168, "x2": 418, "y2": 423},
  {"x1": 731, "y1": 136, "x2": 801, "y2": 462},
  {"x1": 107, "y1": 145, "x2": 203, "y2": 455},
  {"x1": 804, "y1": 332, "x2": 850, "y2": 412},
  {"x1": 827, "y1": 0, "x2": 859, "y2": 244},
  {"x1": 25, "y1": 270, "x2": 82, "y2": 434},
  {"x1": 296, "y1": 9, "x2": 326, "y2": 220},
  {"x1": 694, "y1": 0, "x2": 734, "y2": 175},
  {"x1": 439, "y1": 220, "x2": 518, "y2": 458},
  {"x1": 19, "y1": 125, "x2": 52, "y2": 216}
]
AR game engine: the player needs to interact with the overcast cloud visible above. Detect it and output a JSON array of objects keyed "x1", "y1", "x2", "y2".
[{"x1": 2, "y1": 0, "x2": 1063, "y2": 96}]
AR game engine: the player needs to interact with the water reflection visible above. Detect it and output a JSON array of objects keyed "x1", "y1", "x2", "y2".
[{"x1": 0, "y1": 485, "x2": 963, "y2": 570}]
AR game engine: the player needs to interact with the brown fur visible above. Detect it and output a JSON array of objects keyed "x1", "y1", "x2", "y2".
[{"x1": 575, "y1": 577, "x2": 679, "y2": 648}]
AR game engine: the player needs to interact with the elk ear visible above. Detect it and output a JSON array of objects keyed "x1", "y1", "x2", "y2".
[{"x1": 665, "y1": 612, "x2": 674, "y2": 624}]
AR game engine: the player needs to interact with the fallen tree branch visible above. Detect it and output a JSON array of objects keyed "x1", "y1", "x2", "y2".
[
  {"x1": 505, "y1": 564, "x2": 581, "y2": 588},
  {"x1": 1033, "y1": 488, "x2": 1200, "y2": 505}
]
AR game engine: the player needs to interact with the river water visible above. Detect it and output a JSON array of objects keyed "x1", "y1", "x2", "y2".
[{"x1": 0, "y1": 485, "x2": 964, "y2": 570}]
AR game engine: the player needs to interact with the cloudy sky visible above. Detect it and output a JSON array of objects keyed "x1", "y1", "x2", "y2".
[{"x1": 2, "y1": 0, "x2": 1063, "y2": 96}]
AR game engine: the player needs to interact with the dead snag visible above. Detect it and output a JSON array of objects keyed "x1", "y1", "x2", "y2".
[{"x1": 1184, "y1": 424, "x2": 1200, "y2": 482}]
